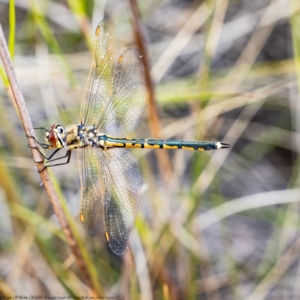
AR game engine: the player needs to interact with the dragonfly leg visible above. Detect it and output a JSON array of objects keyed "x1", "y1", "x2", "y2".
[
  {"x1": 29, "y1": 147, "x2": 63, "y2": 161},
  {"x1": 44, "y1": 149, "x2": 71, "y2": 162},
  {"x1": 26, "y1": 135, "x2": 51, "y2": 149},
  {"x1": 79, "y1": 144, "x2": 89, "y2": 149},
  {"x1": 39, "y1": 150, "x2": 72, "y2": 173},
  {"x1": 33, "y1": 127, "x2": 47, "y2": 130}
]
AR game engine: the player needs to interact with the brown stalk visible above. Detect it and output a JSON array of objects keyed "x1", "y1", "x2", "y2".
[
  {"x1": 128, "y1": 0, "x2": 172, "y2": 181},
  {"x1": 127, "y1": 3, "x2": 180, "y2": 297},
  {"x1": 0, "y1": 25, "x2": 94, "y2": 294}
]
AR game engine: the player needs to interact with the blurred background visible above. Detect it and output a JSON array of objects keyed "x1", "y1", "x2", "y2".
[{"x1": 0, "y1": 0, "x2": 299, "y2": 299}]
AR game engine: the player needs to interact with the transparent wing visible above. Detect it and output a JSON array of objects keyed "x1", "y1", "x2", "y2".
[
  {"x1": 80, "y1": 18, "x2": 147, "y2": 137},
  {"x1": 80, "y1": 18, "x2": 118, "y2": 128},
  {"x1": 78, "y1": 147, "x2": 104, "y2": 235},
  {"x1": 95, "y1": 48, "x2": 147, "y2": 136},
  {"x1": 78, "y1": 147, "x2": 141, "y2": 255}
]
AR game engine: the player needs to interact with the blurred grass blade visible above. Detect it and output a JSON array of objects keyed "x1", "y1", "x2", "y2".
[
  {"x1": 47, "y1": 169, "x2": 103, "y2": 295},
  {"x1": 29, "y1": 0, "x2": 76, "y2": 85},
  {"x1": 11, "y1": 202, "x2": 65, "y2": 240},
  {"x1": 67, "y1": 0, "x2": 86, "y2": 17},
  {"x1": 199, "y1": 0, "x2": 228, "y2": 95},
  {"x1": 0, "y1": 67, "x2": 9, "y2": 86},
  {"x1": 9, "y1": 0, "x2": 15, "y2": 60},
  {"x1": 66, "y1": 0, "x2": 92, "y2": 48},
  {"x1": 290, "y1": 0, "x2": 300, "y2": 90},
  {"x1": 0, "y1": 277, "x2": 13, "y2": 297}
]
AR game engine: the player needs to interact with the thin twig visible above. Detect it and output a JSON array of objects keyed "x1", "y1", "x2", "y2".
[
  {"x1": 127, "y1": 0, "x2": 159, "y2": 135},
  {"x1": 0, "y1": 24, "x2": 95, "y2": 294},
  {"x1": 128, "y1": 0, "x2": 172, "y2": 182}
]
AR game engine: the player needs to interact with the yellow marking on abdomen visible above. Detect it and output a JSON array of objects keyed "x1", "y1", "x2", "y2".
[
  {"x1": 105, "y1": 141, "x2": 121, "y2": 147},
  {"x1": 80, "y1": 214, "x2": 84, "y2": 223},
  {"x1": 182, "y1": 146, "x2": 196, "y2": 151},
  {"x1": 115, "y1": 142, "x2": 125, "y2": 147},
  {"x1": 144, "y1": 143, "x2": 160, "y2": 149},
  {"x1": 163, "y1": 145, "x2": 179, "y2": 149},
  {"x1": 124, "y1": 143, "x2": 143, "y2": 148},
  {"x1": 105, "y1": 232, "x2": 110, "y2": 241}
]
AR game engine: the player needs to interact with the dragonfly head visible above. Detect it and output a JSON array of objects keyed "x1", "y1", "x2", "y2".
[{"x1": 45, "y1": 124, "x2": 66, "y2": 148}]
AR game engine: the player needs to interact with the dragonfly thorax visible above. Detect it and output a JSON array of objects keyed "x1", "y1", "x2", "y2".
[
  {"x1": 65, "y1": 124, "x2": 107, "y2": 150},
  {"x1": 45, "y1": 123, "x2": 109, "y2": 150}
]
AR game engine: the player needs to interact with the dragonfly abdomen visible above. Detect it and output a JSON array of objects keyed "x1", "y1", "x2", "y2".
[{"x1": 100, "y1": 136, "x2": 229, "y2": 151}]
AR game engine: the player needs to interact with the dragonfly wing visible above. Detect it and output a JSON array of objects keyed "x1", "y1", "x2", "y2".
[
  {"x1": 78, "y1": 146, "x2": 104, "y2": 235},
  {"x1": 78, "y1": 147, "x2": 141, "y2": 255},
  {"x1": 96, "y1": 48, "x2": 147, "y2": 136},
  {"x1": 102, "y1": 148, "x2": 141, "y2": 255},
  {"x1": 80, "y1": 18, "x2": 147, "y2": 136},
  {"x1": 80, "y1": 18, "x2": 119, "y2": 128}
]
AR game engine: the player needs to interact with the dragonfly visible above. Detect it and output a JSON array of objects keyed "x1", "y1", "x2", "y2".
[{"x1": 30, "y1": 18, "x2": 230, "y2": 255}]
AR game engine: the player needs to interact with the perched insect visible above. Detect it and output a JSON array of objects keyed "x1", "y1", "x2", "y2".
[{"x1": 30, "y1": 18, "x2": 230, "y2": 255}]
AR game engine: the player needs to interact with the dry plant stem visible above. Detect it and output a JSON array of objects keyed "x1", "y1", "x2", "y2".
[
  {"x1": 0, "y1": 25, "x2": 94, "y2": 293},
  {"x1": 127, "y1": 0, "x2": 159, "y2": 135},
  {"x1": 128, "y1": 0, "x2": 172, "y2": 181},
  {"x1": 127, "y1": 2, "x2": 178, "y2": 297},
  {"x1": 121, "y1": 250, "x2": 133, "y2": 300},
  {"x1": 77, "y1": 16, "x2": 92, "y2": 49},
  {"x1": 157, "y1": 262, "x2": 180, "y2": 300}
]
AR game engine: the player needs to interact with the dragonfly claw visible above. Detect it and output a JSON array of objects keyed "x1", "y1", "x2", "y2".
[{"x1": 220, "y1": 142, "x2": 231, "y2": 149}]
